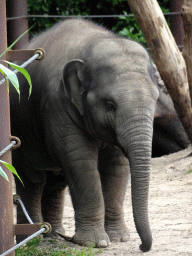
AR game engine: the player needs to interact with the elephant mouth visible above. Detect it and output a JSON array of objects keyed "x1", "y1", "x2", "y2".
[{"x1": 87, "y1": 122, "x2": 117, "y2": 144}]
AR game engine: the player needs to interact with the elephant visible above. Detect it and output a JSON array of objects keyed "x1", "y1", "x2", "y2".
[
  {"x1": 10, "y1": 19, "x2": 159, "y2": 252},
  {"x1": 152, "y1": 64, "x2": 190, "y2": 157}
]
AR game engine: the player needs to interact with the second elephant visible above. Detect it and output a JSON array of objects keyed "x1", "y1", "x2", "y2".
[{"x1": 153, "y1": 64, "x2": 189, "y2": 157}]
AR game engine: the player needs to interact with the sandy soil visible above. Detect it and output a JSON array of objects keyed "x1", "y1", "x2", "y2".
[{"x1": 15, "y1": 146, "x2": 192, "y2": 255}]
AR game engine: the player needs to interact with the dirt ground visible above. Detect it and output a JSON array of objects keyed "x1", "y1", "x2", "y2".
[{"x1": 15, "y1": 146, "x2": 192, "y2": 255}]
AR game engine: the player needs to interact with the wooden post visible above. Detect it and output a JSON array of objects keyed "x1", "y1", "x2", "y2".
[
  {"x1": 181, "y1": 0, "x2": 192, "y2": 93},
  {"x1": 127, "y1": 0, "x2": 192, "y2": 143}
]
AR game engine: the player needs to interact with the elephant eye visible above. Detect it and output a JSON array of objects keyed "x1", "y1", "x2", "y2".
[{"x1": 106, "y1": 101, "x2": 116, "y2": 112}]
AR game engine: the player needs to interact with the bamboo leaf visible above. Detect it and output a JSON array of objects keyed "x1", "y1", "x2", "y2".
[
  {"x1": 0, "y1": 67, "x2": 9, "y2": 91},
  {"x1": 4, "y1": 61, "x2": 32, "y2": 96},
  {"x1": 0, "y1": 165, "x2": 9, "y2": 182},
  {"x1": 0, "y1": 28, "x2": 31, "y2": 58},
  {"x1": 0, "y1": 64, "x2": 20, "y2": 96},
  {"x1": 0, "y1": 160, "x2": 24, "y2": 185}
]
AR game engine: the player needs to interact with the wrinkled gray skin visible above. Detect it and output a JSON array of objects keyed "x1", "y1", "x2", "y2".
[
  {"x1": 152, "y1": 65, "x2": 189, "y2": 157},
  {"x1": 10, "y1": 19, "x2": 159, "y2": 252}
]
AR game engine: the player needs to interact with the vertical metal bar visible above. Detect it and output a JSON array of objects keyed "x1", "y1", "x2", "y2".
[
  {"x1": 0, "y1": 1, "x2": 15, "y2": 255},
  {"x1": 7, "y1": 0, "x2": 29, "y2": 49},
  {"x1": 170, "y1": 0, "x2": 184, "y2": 50}
]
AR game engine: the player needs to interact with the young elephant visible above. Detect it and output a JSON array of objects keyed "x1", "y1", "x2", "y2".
[{"x1": 10, "y1": 19, "x2": 159, "y2": 252}]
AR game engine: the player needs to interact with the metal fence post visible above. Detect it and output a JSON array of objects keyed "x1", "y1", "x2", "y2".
[
  {"x1": 7, "y1": 0, "x2": 29, "y2": 49},
  {"x1": 0, "y1": 0, "x2": 15, "y2": 255},
  {"x1": 170, "y1": 0, "x2": 184, "y2": 50}
]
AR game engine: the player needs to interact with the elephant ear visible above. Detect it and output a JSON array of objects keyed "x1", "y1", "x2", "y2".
[{"x1": 63, "y1": 59, "x2": 85, "y2": 115}]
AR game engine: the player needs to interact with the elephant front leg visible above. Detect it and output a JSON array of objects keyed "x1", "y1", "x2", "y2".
[
  {"x1": 45, "y1": 107, "x2": 109, "y2": 247},
  {"x1": 99, "y1": 145, "x2": 130, "y2": 243},
  {"x1": 64, "y1": 146, "x2": 110, "y2": 248}
]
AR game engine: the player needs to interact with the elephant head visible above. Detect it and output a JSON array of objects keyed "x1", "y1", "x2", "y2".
[{"x1": 63, "y1": 37, "x2": 159, "y2": 252}]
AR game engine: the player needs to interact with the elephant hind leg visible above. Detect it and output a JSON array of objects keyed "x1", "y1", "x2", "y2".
[
  {"x1": 14, "y1": 169, "x2": 45, "y2": 243},
  {"x1": 41, "y1": 172, "x2": 67, "y2": 237},
  {"x1": 98, "y1": 145, "x2": 130, "y2": 242}
]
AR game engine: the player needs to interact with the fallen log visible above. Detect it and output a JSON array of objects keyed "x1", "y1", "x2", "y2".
[
  {"x1": 181, "y1": 0, "x2": 192, "y2": 94},
  {"x1": 127, "y1": 0, "x2": 192, "y2": 143}
]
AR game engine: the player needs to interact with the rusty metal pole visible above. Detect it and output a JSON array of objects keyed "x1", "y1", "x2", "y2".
[
  {"x1": 170, "y1": 0, "x2": 184, "y2": 50},
  {"x1": 0, "y1": 1, "x2": 15, "y2": 255},
  {"x1": 7, "y1": 0, "x2": 29, "y2": 49}
]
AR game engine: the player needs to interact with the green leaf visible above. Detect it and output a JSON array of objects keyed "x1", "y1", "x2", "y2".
[
  {"x1": 4, "y1": 61, "x2": 32, "y2": 97},
  {"x1": 0, "y1": 165, "x2": 9, "y2": 182},
  {"x1": 0, "y1": 28, "x2": 32, "y2": 58},
  {"x1": 0, "y1": 160, "x2": 24, "y2": 185},
  {"x1": 0, "y1": 64, "x2": 20, "y2": 97},
  {"x1": 0, "y1": 68, "x2": 9, "y2": 91},
  {"x1": 42, "y1": 5, "x2": 49, "y2": 12}
]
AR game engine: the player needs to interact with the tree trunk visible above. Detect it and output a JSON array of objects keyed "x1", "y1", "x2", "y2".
[
  {"x1": 181, "y1": 0, "x2": 192, "y2": 93},
  {"x1": 127, "y1": 0, "x2": 192, "y2": 143}
]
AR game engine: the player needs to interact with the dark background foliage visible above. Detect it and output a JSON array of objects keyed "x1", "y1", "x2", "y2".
[{"x1": 27, "y1": 0, "x2": 170, "y2": 46}]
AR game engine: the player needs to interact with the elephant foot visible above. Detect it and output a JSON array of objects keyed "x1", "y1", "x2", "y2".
[
  {"x1": 72, "y1": 228, "x2": 110, "y2": 248},
  {"x1": 105, "y1": 222, "x2": 130, "y2": 242}
]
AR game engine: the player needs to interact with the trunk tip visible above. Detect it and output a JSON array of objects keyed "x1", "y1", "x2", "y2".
[{"x1": 139, "y1": 239, "x2": 152, "y2": 252}]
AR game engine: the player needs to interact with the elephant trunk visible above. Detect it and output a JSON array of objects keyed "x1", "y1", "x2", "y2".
[
  {"x1": 130, "y1": 155, "x2": 152, "y2": 252},
  {"x1": 117, "y1": 111, "x2": 153, "y2": 252}
]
